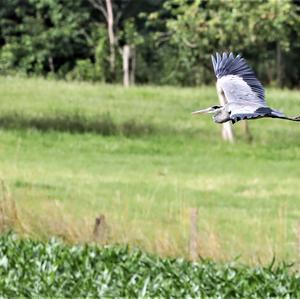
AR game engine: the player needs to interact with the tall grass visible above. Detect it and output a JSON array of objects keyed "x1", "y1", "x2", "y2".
[{"x1": 0, "y1": 178, "x2": 297, "y2": 266}]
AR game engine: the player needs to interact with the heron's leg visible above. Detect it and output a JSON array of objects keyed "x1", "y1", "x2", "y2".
[
  {"x1": 222, "y1": 122, "x2": 234, "y2": 142},
  {"x1": 241, "y1": 120, "x2": 253, "y2": 142}
]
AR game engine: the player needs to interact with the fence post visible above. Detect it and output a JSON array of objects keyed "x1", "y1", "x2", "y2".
[
  {"x1": 189, "y1": 208, "x2": 199, "y2": 261},
  {"x1": 297, "y1": 221, "x2": 300, "y2": 270},
  {"x1": 93, "y1": 214, "x2": 106, "y2": 242}
]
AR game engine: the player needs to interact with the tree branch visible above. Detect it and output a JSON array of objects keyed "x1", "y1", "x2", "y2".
[
  {"x1": 78, "y1": 29, "x2": 93, "y2": 47},
  {"x1": 87, "y1": 0, "x2": 108, "y2": 21},
  {"x1": 115, "y1": 10, "x2": 122, "y2": 27}
]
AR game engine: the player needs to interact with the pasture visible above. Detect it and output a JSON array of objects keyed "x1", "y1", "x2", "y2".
[{"x1": 0, "y1": 76, "x2": 300, "y2": 264}]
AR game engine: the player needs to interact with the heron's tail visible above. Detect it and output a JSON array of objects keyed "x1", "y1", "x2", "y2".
[
  {"x1": 281, "y1": 115, "x2": 300, "y2": 122},
  {"x1": 269, "y1": 109, "x2": 300, "y2": 122}
]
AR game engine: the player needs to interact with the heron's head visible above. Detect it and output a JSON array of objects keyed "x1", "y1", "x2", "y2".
[
  {"x1": 192, "y1": 105, "x2": 222, "y2": 116},
  {"x1": 192, "y1": 105, "x2": 230, "y2": 123}
]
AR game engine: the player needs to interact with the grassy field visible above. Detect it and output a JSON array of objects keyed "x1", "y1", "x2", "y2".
[{"x1": 0, "y1": 76, "x2": 300, "y2": 264}]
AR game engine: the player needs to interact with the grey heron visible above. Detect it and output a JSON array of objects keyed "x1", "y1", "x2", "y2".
[{"x1": 192, "y1": 52, "x2": 300, "y2": 124}]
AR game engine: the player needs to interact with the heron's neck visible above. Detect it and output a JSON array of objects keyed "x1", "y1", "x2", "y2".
[{"x1": 213, "y1": 107, "x2": 230, "y2": 123}]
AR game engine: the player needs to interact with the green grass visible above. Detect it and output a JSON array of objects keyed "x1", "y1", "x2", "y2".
[
  {"x1": 0, "y1": 76, "x2": 300, "y2": 264},
  {"x1": 0, "y1": 233, "x2": 299, "y2": 298}
]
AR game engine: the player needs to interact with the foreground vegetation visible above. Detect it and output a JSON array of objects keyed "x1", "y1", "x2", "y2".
[
  {"x1": 0, "y1": 233, "x2": 299, "y2": 297},
  {"x1": 0, "y1": 77, "x2": 300, "y2": 264}
]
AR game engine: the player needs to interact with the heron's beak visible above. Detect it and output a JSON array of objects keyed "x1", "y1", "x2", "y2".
[{"x1": 192, "y1": 107, "x2": 214, "y2": 115}]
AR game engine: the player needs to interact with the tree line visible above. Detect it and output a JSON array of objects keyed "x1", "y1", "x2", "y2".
[{"x1": 0, "y1": 0, "x2": 299, "y2": 87}]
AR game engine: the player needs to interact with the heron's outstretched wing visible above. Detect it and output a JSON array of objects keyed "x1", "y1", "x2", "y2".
[
  {"x1": 212, "y1": 52, "x2": 266, "y2": 107},
  {"x1": 210, "y1": 53, "x2": 300, "y2": 123}
]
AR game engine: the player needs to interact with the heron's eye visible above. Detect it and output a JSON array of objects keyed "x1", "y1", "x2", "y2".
[{"x1": 212, "y1": 105, "x2": 221, "y2": 109}]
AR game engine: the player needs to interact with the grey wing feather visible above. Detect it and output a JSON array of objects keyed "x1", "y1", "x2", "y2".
[
  {"x1": 218, "y1": 75, "x2": 267, "y2": 108},
  {"x1": 230, "y1": 107, "x2": 287, "y2": 123},
  {"x1": 211, "y1": 52, "x2": 265, "y2": 102}
]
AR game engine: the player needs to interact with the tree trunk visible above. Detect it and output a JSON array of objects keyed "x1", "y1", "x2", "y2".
[
  {"x1": 123, "y1": 45, "x2": 130, "y2": 87},
  {"x1": 276, "y1": 42, "x2": 283, "y2": 88},
  {"x1": 217, "y1": 83, "x2": 234, "y2": 142},
  {"x1": 105, "y1": 0, "x2": 115, "y2": 75},
  {"x1": 123, "y1": 45, "x2": 136, "y2": 87},
  {"x1": 129, "y1": 46, "x2": 136, "y2": 85},
  {"x1": 48, "y1": 56, "x2": 54, "y2": 73}
]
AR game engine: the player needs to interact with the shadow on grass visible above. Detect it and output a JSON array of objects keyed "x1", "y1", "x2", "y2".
[{"x1": 0, "y1": 112, "x2": 159, "y2": 137}]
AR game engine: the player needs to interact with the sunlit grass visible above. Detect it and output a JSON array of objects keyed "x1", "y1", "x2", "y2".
[{"x1": 0, "y1": 76, "x2": 299, "y2": 264}]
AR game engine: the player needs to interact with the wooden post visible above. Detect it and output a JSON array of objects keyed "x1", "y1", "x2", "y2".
[
  {"x1": 216, "y1": 83, "x2": 234, "y2": 143},
  {"x1": 297, "y1": 221, "x2": 300, "y2": 270},
  {"x1": 189, "y1": 208, "x2": 198, "y2": 261},
  {"x1": 93, "y1": 214, "x2": 106, "y2": 242}
]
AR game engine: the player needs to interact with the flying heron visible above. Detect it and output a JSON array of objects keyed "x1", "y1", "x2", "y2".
[{"x1": 192, "y1": 52, "x2": 300, "y2": 124}]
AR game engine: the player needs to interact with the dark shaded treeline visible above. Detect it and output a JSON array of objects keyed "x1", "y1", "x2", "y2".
[{"x1": 0, "y1": 0, "x2": 299, "y2": 87}]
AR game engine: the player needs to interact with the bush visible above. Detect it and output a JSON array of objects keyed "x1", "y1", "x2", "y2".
[{"x1": 66, "y1": 59, "x2": 102, "y2": 82}]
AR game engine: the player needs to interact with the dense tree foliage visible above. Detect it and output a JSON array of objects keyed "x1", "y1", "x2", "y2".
[{"x1": 0, "y1": 0, "x2": 299, "y2": 87}]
